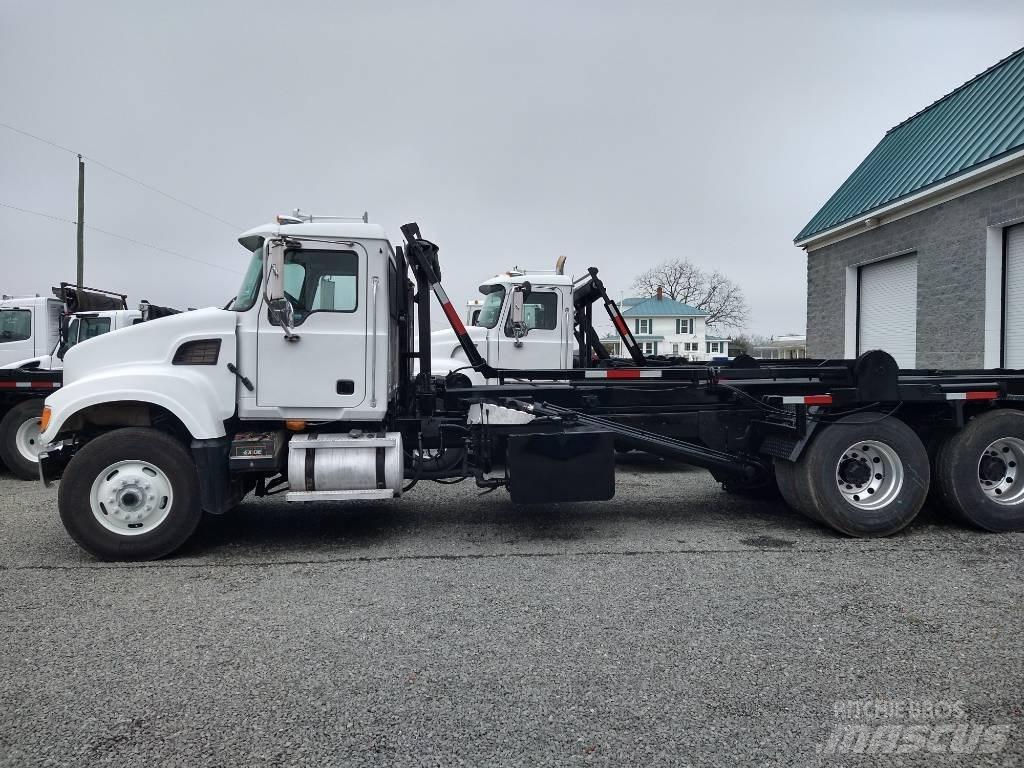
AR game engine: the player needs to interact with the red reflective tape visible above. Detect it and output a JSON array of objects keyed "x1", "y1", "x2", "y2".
[
  {"x1": 441, "y1": 301, "x2": 467, "y2": 336},
  {"x1": 606, "y1": 369, "x2": 641, "y2": 379},
  {"x1": 0, "y1": 381, "x2": 15, "y2": 388},
  {"x1": 32, "y1": 381, "x2": 58, "y2": 389},
  {"x1": 613, "y1": 315, "x2": 629, "y2": 336},
  {"x1": 804, "y1": 394, "x2": 833, "y2": 405},
  {"x1": 965, "y1": 391, "x2": 999, "y2": 401}
]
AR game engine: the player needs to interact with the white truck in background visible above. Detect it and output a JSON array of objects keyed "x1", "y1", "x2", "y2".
[
  {"x1": 0, "y1": 295, "x2": 64, "y2": 367},
  {"x1": 0, "y1": 285, "x2": 178, "y2": 479},
  {"x1": 431, "y1": 265, "x2": 575, "y2": 381}
]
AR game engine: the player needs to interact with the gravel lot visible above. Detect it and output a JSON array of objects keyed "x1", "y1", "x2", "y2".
[{"x1": 1, "y1": 457, "x2": 1022, "y2": 767}]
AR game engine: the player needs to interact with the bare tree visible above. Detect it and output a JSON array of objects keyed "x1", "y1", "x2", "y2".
[
  {"x1": 729, "y1": 333, "x2": 771, "y2": 356},
  {"x1": 631, "y1": 259, "x2": 749, "y2": 329}
]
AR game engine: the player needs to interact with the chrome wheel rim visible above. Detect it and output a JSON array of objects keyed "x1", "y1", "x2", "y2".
[
  {"x1": 89, "y1": 460, "x2": 173, "y2": 536},
  {"x1": 15, "y1": 416, "x2": 42, "y2": 464},
  {"x1": 977, "y1": 437, "x2": 1024, "y2": 506},
  {"x1": 835, "y1": 440, "x2": 904, "y2": 510}
]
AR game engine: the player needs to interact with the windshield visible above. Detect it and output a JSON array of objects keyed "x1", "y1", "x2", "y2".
[
  {"x1": 473, "y1": 288, "x2": 505, "y2": 329},
  {"x1": 232, "y1": 246, "x2": 265, "y2": 312}
]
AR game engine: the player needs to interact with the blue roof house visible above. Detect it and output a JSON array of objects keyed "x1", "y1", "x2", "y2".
[{"x1": 603, "y1": 288, "x2": 730, "y2": 361}]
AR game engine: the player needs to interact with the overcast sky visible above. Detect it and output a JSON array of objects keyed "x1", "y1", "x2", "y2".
[{"x1": 2, "y1": 1, "x2": 1022, "y2": 335}]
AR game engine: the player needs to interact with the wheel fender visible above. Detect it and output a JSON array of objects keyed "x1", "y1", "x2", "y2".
[{"x1": 40, "y1": 366, "x2": 233, "y2": 443}]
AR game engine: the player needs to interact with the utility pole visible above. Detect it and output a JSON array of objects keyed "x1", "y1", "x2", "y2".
[{"x1": 76, "y1": 155, "x2": 85, "y2": 291}]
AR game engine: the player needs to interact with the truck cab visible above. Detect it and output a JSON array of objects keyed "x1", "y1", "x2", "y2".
[
  {"x1": 1, "y1": 307, "x2": 143, "y2": 372},
  {"x1": 432, "y1": 269, "x2": 574, "y2": 380},
  {"x1": 60, "y1": 310, "x2": 142, "y2": 357},
  {"x1": 0, "y1": 296, "x2": 62, "y2": 367}
]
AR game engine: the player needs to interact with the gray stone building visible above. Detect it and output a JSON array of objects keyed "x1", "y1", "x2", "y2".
[{"x1": 796, "y1": 48, "x2": 1024, "y2": 369}]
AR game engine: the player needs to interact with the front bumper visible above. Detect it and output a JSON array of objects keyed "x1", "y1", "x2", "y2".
[{"x1": 38, "y1": 440, "x2": 76, "y2": 487}]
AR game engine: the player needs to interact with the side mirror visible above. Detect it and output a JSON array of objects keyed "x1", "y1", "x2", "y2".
[
  {"x1": 265, "y1": 239, "x2": 286, "y2": 301},
  {"x1": 509, "y1": 281, "x2": 531, "y2": 347},
  {"x1": 268, "y1": 297, "x2": 300, "y2": 342}
]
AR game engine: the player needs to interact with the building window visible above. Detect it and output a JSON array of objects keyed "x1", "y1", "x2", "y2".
[
  {"x1": 635, "y1": 318, "x2": 652, "y2": 335},
  {"x1": 708, "y1": 342, "x2": 721, "y2": 354},
  {"x1": 676, "y1": 318, "x2": 692, "y2": 334},
  {"x1": 672, "y1": 343, "x2": 679, "y2": 355},
  {"x1": 641, "y1": 341, "x2": 656, "y2": 355}
]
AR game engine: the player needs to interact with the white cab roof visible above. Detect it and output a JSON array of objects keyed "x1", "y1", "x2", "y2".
[
  {"x1": 238, "y1": 221, "x2": 391, "y2": 251},
  {"x1": 479, "y1": 271, "x2": 574, "y2": 289}
]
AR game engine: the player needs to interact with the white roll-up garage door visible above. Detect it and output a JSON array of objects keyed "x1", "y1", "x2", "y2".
[
  {"x1": 1006, "y1": 224, "x2": 1024, "y2": 368},
  {"x1": 858, "y1": 254, "x2": 918, "y2": 368}
]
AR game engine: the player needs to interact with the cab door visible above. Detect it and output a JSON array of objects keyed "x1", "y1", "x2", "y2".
[
  {"x1": 256, "y1": 240, "x2": 368, "y2": 410},
  {"x1": 496, "y1": 287, "x2": 566, "y2": 369}
]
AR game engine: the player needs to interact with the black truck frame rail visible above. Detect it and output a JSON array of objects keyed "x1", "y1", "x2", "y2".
[{"x1": 0, "y1": 369, "x2": 62, "y2": 395}]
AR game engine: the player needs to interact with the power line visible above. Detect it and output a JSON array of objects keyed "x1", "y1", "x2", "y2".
[
  {"x1": 0, "y1": 121, "x2": 243, "y2": 231},
  {"x1": 0, "y1": 201, "x2": 243, "y2": 275}
]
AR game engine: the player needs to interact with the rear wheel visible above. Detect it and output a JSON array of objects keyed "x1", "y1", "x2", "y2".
[
  {"x1": 0, "y1": 398, "x2": 46, "y2": 480},
  {"x1": 935, "y1": 410, "x2": 1024, "y2": 532},
  {"x1": 58, "y1": 428, "x2": 202, "y2": 560},
  {"x1": 794, "y1": 413, "x2": 930, "y2": 537},
  {"x1": 774, "y1": 458, "x2": 821, "y2": 522}
]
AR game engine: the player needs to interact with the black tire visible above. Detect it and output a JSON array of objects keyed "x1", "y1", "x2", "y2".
[
  {"x1": 58, "y1": 428, "x2": 202, "y2": 560},
  {"x1": 774, "y1": 458, "x2": 822, "y2": 522},
  {"x1": 794, "y1": 413, "x2": 930, "y2": 537},
  {"x1": 935, "y1": 409, "x2": 1024, "y2": 532},
  {"x1": 718, "y1": 465, "x2": 781, "y2": 500},
  {"x1": 0, "y1": 398, "x2": 45, "y2": 480}
]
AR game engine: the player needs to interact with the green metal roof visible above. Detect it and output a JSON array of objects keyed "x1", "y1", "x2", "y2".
[
  {"x1": 621, "y1": 297, "x2": 707, "y2": 317},
  {"x1": 796, "y1": 47, "x2": 1024, "y2": 243}
]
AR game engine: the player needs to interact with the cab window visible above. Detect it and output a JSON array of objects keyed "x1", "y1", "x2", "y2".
[
  {"x1": 64, "y1": 316, "x2": 111, "y2": 350},
  {"x1": 0, "y1": 309, "x2": 31, "y2": 343},
  {"x1": 279, "y1": 249, "x2": 358, "y2": 325},
  {"x1": 78, "y1": 317, "x2": 111, "y2": 342},
  {"x1": 504, "y1": 291, "x2": 559, "y2": 336}
]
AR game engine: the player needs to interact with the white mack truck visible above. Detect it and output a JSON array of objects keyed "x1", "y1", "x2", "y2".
[{"x1": 36, "y1": 215, "x2": 1024, "y2": 561}]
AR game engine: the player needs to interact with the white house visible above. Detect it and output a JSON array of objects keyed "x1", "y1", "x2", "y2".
[
  {"x1": 753, "y1": 334, "x2": 807, "y2": 360},
  {"x1": 601, "y1": 290, "x2": 731, "y2": 362}
]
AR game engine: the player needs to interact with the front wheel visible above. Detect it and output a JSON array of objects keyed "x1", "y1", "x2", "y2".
[
  {"x1": 0, "y1": 398, "x2": 46, "y2": 480},
  {"x1": 58, "y1": 428, "x2": 202, "y2": 560}
]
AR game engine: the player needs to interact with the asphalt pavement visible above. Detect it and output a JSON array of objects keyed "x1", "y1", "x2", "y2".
[{"x1": 1, "y1": 457, "x2": 1022, "y2": 767}]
